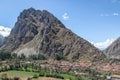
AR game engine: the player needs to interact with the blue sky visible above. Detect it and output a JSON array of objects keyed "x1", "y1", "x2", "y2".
[{"x1": 0, "y1": 0, "x2": 120, "y2": 49}]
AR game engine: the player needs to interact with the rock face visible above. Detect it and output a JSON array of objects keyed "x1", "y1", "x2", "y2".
[
  {"x1": 0, "y1": 8, "x2": 105, "y2": 61},
  {"x1": 104, "y1": 37, "x2": 120, "y2": 59}
]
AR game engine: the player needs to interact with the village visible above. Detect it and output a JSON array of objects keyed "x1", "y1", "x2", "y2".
[
  {"x1": 1, "y1": 60, "x2": 120, "y2": 74},
  {"x1": 1, "y1": 60, "x2": 120, "y2": 79}
]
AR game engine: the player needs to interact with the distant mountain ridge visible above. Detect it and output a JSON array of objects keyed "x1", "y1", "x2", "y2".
[
  {"x1": 0, "y1": 35, "x2": 4, "y2": 46},
  {"x1": 0, "y1": 8, "x2": 105, "y2": 61},
  {"x1": 104, "y1": 37, "x2": 120, "y2": 59}
]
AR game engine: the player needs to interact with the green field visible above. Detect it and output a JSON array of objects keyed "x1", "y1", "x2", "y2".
[
  {"x1": 0, "y1": 70, "x2": 76, "y2": 80},
  {"x1": 61, "y1": 74, "x2": 76, "y2": 80},
  {"x1": 4, "y1": 70, "x2": 39, "y2": 76}
]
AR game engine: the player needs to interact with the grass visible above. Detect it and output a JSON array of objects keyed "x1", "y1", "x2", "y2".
[
  {"x1": 61, "y1": 74, "x2": 76, "y2": 80},
  {"x1": 0, "y1": 70, "x2": 76, "y2": 80},
  {"x1": 0, "y1": 70, "x2": 39, "y2": 80},
  {"x1": 4, "y1": 70, "x2": 39, "y2": 76}
]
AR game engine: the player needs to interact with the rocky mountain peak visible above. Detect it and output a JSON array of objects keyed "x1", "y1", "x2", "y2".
[{"x1": 0, "y1": 8, "x2": 105, "y2": 61}]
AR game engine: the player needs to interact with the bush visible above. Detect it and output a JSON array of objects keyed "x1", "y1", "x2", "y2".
[
  {"x1": 27, "y1": 78, "x2": 32, "y2": 80},
  {"x1": 29, "y1": 53, "x2": 46, "y2": 60},
  {"x1": 45, "y1": 73, "x2": 64, "y2": 79},
  {"x1": 38, "y1": 53, "x2": 46, "y2": 60},
  {"x1": 33, "y1": 74, "x2": 39, "y2": 78},
  {"x1": 39, "y1": 70, "x2": 46, "y2": 76},
  {"x1": 18, "y1": 53, "x2": 26, "y2": 59},
  {"x1": 13, "y1": 77, "x2": 20, "y2": 80},
  {"x1": 26, "y1": 67, "x2": 33, "y2": 72},
  {"x1": 1, "y1": 74, "x2": 9, "y2": 80},
  {"x1": 55, "y1": 54, "x2": 64, "y2": 60},
  {"x1": 21, "y1": 67, "x2": 25, "y2": 71}
]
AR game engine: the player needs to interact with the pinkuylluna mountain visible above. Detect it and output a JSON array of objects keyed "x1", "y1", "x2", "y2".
[
  {"x1": 104, "y1": 37, "x2": 120, "y2": 59},
  {"x1": 0, "y1": 8, "x2": 105, "y2": 61}
]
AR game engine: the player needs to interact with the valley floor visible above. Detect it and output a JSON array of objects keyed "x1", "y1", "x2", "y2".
[{"x1": 0, "y1": 70, "x2": 74, "y2": 80}]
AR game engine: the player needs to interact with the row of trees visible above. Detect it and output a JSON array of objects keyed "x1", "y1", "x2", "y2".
[
  {"x1": 0, "y1": 51, "x2": 11, "y2": 60},
  {"x1": 39, "y1": 69, "x2": 64, "y2": 79},
  {"x1": 0, "y1": 51, "x2": 69, "y2": 61},
  {"x1": 0, "y1": 65, "x2": 11, "y2": 72},
  {"x1": 0, "y1": 51, "x2": 46, "y2": 60}
]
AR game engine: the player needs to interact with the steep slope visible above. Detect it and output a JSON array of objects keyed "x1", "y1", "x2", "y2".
[
  {"x1": 105, "y1": 37, "x2": 120, "y2": 59},
  {"x1": 0, "y1": 8, "x2": 105, "y2": 61}
]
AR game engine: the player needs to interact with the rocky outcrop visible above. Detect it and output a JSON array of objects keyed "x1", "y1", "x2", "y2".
[{"x1": 0, "y1": 8, "x2": 105, "y2": 61}]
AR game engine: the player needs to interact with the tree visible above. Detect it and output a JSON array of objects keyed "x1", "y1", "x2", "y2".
[
  {"x1": 19, "y1": 53, "x2": 26, "y2": 59},
  {"x1": 39, "y1": 70, "x2": 46, "y2": 76},
  {"x1": 55, "y1": 54, "x2": 63, "y2": 60},
  {"x1": 29, "y1": 53, "x2": 46, "y2": 60},
  {"x1": 21, "y1": 67, "x2": 25, "y2": 71},
  {"x1": 26, "y1": 67, "x2": 33, "y2": 72},
  {"x1": 11, "y1": 53, "x2": 17, "y2": 59},
  {"x1": 33, "y1": 74, "x2": 39, "y2": 78},
  {"x1": 27, "y1": 78, "x2": 32, "y2": 80},
  {"x1": 76, "y1": 75, "x2": 82, "y2": 80},
  {"x1": 0, "y1": 66, "x2": 2, "y2": 72},
  {"x1": 1, "y1": 74, "x2": 8, "y2": 80},
  {"x1": 38, "y1": 53, "x2": 46, "y2": 60},
  {"x1": 0, "y1": 51, "x2": 11, "y2": 60},
  {"x1": 2, "y1": 66, "x2": 5, "y2": 71},
  {"x1": 4, "y1": 65, "x2": 10, "y2": 71},
  {"x1": 13, "y1": 77, "x2": 20, "y2": 80},
  {"x1": 29, "y1": 54, "x2": 37, "y2": 60}
]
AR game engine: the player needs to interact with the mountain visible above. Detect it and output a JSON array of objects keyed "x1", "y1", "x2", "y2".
[
  {"x1": 0, "y1": 35, "x2": 4, "y2": 46},
  {"x1": 104, "y1": 37, "x2": 120, "y2": 59},
  {"x1": 0, "y1": 8, "x2": 105, "y2": 61}
]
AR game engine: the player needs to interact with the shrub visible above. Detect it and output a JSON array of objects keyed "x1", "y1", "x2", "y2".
[
  {"x1": 13, "y1": 77, "x2": 20, "y2": 80},
  {"x1": 21, "y1": 67, "x2": 25, "y2": 71},
  {"x1": 18, "y1": 53, "x2": 26, "y2": 59},
  {"x1": 39, "y1": 70, "x2": 46, "y2": 76},
  {"x1": 55, "y1": 54, "x2": 64, "y2": 60},
  {"x1": 29, "y1": 53, "x2": 46, "y2": 60},
  {"x1": 33, "y1": 74, "x2": 39, "y2": 78},
  {"x1": 1, "y1": 74, "x2": 8, "y2": 80},
  {"x1": 26, "y1": 67, "x2": 33, "y2": 72},
  {"x1": 27, "y1": 78, "x2": 32, "y2": 80}
]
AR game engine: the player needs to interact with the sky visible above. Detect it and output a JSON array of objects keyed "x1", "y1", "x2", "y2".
[{"x1": 0, "y1": 0, "x2": 120, "y2": 50}]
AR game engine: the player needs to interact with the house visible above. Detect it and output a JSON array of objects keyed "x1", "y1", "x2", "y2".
[
  {"x1": 106, "y1": 76, "x2": 111, "y2": 80},
  {"x1": 111, "y1": 75, "x2": 120, "y2": 80}
]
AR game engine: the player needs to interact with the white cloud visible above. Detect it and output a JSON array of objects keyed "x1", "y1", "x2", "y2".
[
  {"x1": 0, "y1": 26, "x2": 11, "y2": 37},
  {"x1": 100, "y1": 13, "x2": 119, "y2": 17},
  {"x1": 100, "y1": 13, "x2": 109, "y2": 17},
  {"x1": 111, "y1": 0, "x2": 118, "y2": 3},
  {"x1": 113, "y1": 12, "x2": 119, "y2": 16},
  {"x1": 105, "y1": 14, "x2": 110, "y2": 16},
  {"x1": 111, "y1": 0, "x2": 120, "y2": 3},
  {"x1": 91, "y1": 39, "x2": 115, "y2": 50},
  {"x1": 62, "y1": 13, "x2": 69, "y2": 20}
]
